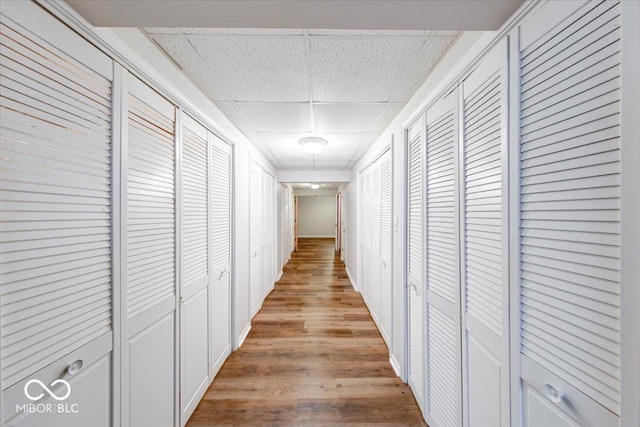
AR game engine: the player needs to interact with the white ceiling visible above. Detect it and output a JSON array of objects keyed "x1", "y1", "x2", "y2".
[
  {"x1": 145, "y1": 28, "x2": 459, "y2": 170},
  {"x1": 291, "y1": 183, "x2": 342, "y2": 190},
  {"x1": 66, "y1": 1, "x2": 524, "y2": 171}
]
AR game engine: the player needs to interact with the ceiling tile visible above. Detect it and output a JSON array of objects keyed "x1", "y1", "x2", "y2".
[
  {"x1": 215, "y1": 102, "x2": 254, "y2": 132},
  {"x1": 187, "y1": 36, "x2": 308, "y2": 102},
  {"x1": 236, "y1": 103, "x2": 311, "y2": 132},
  {"x1": 314, "y1": 103, "x2": 386, "y2": 133},
  {"x1": 152, "y1": 36, "x2": 202, "y2": 68},
  {"x1": 310, "y1": 38, "x2": 426, "y2": 102},
  {"x1": 255, "y1": 132, "x2": 370, "y2": 151},
  {"x1": 372, "y1": 102, "x2": 405, "y2": 132},
  {"x1": 391, "y1": 36, "x2": 457, "y2": 101}
]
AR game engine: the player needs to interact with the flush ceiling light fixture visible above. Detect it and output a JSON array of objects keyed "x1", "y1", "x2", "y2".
[
  {"x1": 299, "y1": 136, "x2": 328, "y2": 155},
  {"x1": 310, "y1": 184, "x2": 320, "y2": 190}
]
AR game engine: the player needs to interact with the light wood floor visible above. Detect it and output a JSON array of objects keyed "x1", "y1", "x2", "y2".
[{"x1": 187, "y1": 238, "x2": 427, "y2": 426}]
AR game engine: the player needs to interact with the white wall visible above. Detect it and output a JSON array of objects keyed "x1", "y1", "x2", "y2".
[
  {"x1": 297, "y1": 196, "x2": 336, "y2": 238},
  {"x1": 106, "y1": 27, "x2": 279, "y2": 349}
]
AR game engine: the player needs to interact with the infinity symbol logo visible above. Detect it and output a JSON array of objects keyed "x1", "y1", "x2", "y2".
[{"x1": 24, "y1": 379, "x2": 71, "y2": 401}]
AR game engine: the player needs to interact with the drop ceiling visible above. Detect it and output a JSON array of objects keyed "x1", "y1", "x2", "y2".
[
  {"x1": 66, "y1": 1, "x2": 525, "y2": 171},
  {"x1": 145, "y1": 28, "x2": 459, "y2": 170}
]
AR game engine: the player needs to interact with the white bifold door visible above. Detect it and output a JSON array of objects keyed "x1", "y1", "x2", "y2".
[
  {"x1": 179, "y1": 113, "x2": 209, "y2": 425},
  {"x1": 1, "y1": 2, "x2": 114, "y2": 425},
  {"x1": 263, "y1": 173, "x2": 274, "y2": 296},
  {"x1": 249, "y1": 161, "x2": 263, "y2": 317},
  {"x1": 407, "y1": 116, "x2": 425, "y2": 412},
  {"x1": 460, "y1": 40, "x2": 510, "y2": 427},
  {"x1": 424, "y1": 90, "x2": 463, "y2": 427},
  {"x1": 516, "y1": 1, "x2": 623, "y2": 425},
  {"x1": 209, "y1": 134, "x2": 232, "y2": 381},
  {"x1": 358, "y1": 149, "x2": 392, "y2": 346},
  {"x1": 124, "y1": 75, "x2": 177, "y2": 427}
]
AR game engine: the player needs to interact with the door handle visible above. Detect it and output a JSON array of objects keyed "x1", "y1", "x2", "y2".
[{"x1": 543, "y1": 384, "x2": 564, "y2": 404}]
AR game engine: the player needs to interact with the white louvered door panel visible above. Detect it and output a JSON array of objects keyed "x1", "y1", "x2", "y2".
[
  {"x1": 210, "y1": 134, "x2": 231, "y2": 278},
  {"x1": 461, "y1": 40, "x2": 509, "y2": 427},
  {"x1": 179, "y1": 112, "x2": 209, "y2": 425},
  {"x1": 263, "y1": 173, "x2": 274, "y2": 294},
  {"x1": 407, "y1": 116, "x2": 425, "y2": 412},
  {"x1": 209, "y1": 134, "x2": 232, "y2": 378},
  {"x1": 518, "y1": 2, "x2": 621, "y2": 425},
  {"x1": 126, "y1": 75, "x2": 176, "y2": 427},
  {"x1": 249, "y1": 162, "x2": 263, "y2": 316},
  {"x1": 425, "y1": 91, "x2": 462, "y2": 427},
  {"x1": 379, "y1": 149, "x2": 393, "y2": 345},
  {"x1": 0, "y1": 3, "x2": 114, "y2": 425},
  {"x1": 371, "y1": 162, "x2": 381, "y2": 260}
]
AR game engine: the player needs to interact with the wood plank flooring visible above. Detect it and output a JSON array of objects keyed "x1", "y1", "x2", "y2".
[{"x1": 187, "y1": 238, "x2": 426, "y2": 426}]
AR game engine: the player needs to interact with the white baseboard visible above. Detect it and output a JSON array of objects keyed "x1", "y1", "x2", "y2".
[
  {"x1": 345, "y1": 266, "x2": 358, "y2": 292},
  {"x1": 276, "y1": 270, "x2": 283, "y2": 281},
  {"x1": 390, "y1": 354, "x2": 403, "y2": 380},
  {"x1": 298, "y1": 235, "x2": 334, "y2": 238},
  {"x1": 236, "y1": 323, "x2": 251, "y2": 349}
]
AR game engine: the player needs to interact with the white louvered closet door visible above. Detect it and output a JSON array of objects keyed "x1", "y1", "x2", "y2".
[
  {"x1": 209, "y1": 134, "x2": 232, "y2": 378},
  {"x1": 263, "y1": 173, "x2": 274, "y2": 295},
  {"x1": 249, "y1": 162, "x2": 263, "y2": 316},
  {"x1": 379, "y1": 149, "x2": 393, "y2": 345},
  {"x1": 460, "y1": 40, "x2": 509, "y2": 427},
  {"x1": 0, "y1": 3, "x2": 114, "y2": 425},
  {"x1": 125, "y1": 75, "x2": 176, "y2": 427},
  {"x1": 179, "y1": 112, "x2": 209, "y2": 425},
  {"x1": 425, "y1": 91, "x2": 462, "y2": 427},
  {"x1": 407, "y1": 116, "x2": 426, "y2": 412},
  {"x1": 517, "y1": 1, "x2": 622, "y2": 425}
]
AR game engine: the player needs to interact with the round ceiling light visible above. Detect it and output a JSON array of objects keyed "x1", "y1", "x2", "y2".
[
  {"x1": 310, "y1": 184, "x2": 320, "y2": 190},
  {"x1": 299, "y1": 136, "x2": 328, "y2": 155}
]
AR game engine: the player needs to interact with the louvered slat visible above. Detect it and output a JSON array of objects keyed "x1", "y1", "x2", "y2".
[
  {"x1": 371, "y1": 163, "x2": 381, "y2": 257},
  {"x1": 127, "y1": 94, "x2": 175, "y2": 319},
  {"x1": 428, "y1": 306, "x2": 459, "y2": 427},
  {"x1": 210, "y1": 139, "x2": 231, "y2": 270},
  {"x1": 250, "y1": 163, "x2": 263, "y2": 251},
  {"x1": 519, "y1": 0, "x2": 621, "y2": 414},
  {"x1": 264, "y1": 174, "x2": 273, "y2": 245},
  {"x1": 464, "y1": 71, "x2": 503, "y2": 337},
  {"x1": 0, "y1": 18, "x2": 113, "y2": 388},
  {"x1": 181, "y1": 126, "x2": 208, "y2": 287},
  {"x1": 380, "y1": 151, "x2": 392, "y2": 265},
  {"x1": 427, "y1": 110, "x2": 456, "y2": 304}
]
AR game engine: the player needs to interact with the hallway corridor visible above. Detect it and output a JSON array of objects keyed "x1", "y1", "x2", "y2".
[{"x1": 187, "y1": 238, "x2": 426, "y2": 426}]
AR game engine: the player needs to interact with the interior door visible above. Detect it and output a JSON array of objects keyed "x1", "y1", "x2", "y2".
[
  {"x1": 336, "y1": 193, "x2": 342, "y2": 252},
  {"x1": 293, "y1": 194, "x2": 298, "y2": 252},
  {"x1": 125, "y1": 75, "x2": 176, "y2": 427},
  {"x1": 407, "y1": 116, "x2": 426, "y2": 413},
  {"x1": 0, "y1": 3, "x2": 114, "y2": 425},
  {"x1": 425, "y1": 90, "x2": 462, "y2": 427},
  {"x1": 517, "y1": 1, "x2": 622, "y2": 425},
  {"x1": 179, "y1": 112, "x2": 209, "y2": 425},
  {"x1": 209, "y1": 134, "x2": 232, "y2": 377},
  {"x1": 460, "y1": 40, "x2": 509, "y2": 427},
  {"x1": 249, "y1": 162, "x2": 263, "y2": 317},
  {"x1": 379, "y1": 149, "x2": 393, "y2": 346}
]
